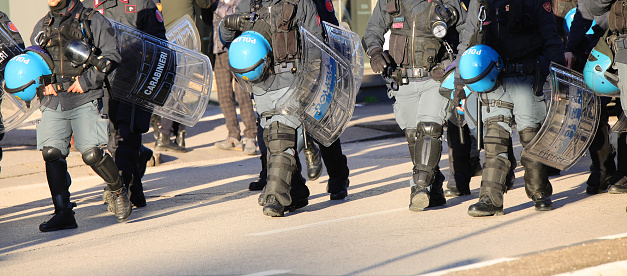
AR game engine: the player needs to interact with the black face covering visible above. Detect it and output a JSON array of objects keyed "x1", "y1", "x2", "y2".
[{"x1": 50, "y1": 0, "x2": 69, "y2": 16}]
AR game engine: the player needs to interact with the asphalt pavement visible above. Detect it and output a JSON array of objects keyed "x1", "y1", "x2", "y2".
[{"x1": 1, "y1": 82, "x2": 627, "y2": 275}]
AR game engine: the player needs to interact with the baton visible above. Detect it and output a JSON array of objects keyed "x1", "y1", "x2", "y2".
[{"x1": 476, "y1": 95, "x2": 482, "y2": 151}]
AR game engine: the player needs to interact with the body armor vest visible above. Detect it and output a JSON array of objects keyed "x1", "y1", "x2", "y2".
[
  {"x1": 250, "y1": 0, "x2": 300, "y2": 73},
  {"x1": 38, "y1": 7, "x2": 96, "y2": 78},
  {"x1": 481, "y1": 0, "x2": 543, "y2": 63},
  {"x1": 387, "y1": 0, "x2": 445, "y2": 71}
]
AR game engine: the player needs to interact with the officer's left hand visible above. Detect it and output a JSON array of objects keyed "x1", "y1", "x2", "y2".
[
  {"x1": 68, "y1": 80, "x2": 84, "y2": 93},
  {"x1": 456, "y1": 99, "x2": 466, "y2": 114}
]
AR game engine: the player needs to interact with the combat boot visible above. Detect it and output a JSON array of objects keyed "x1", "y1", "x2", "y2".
[
  {"x1": 428, "y1": 169, "x2": 446, "y2": 207},
  {"x1": 520, "y1": 128, "x2": 553, "y2": 211},
  {"x1": 263, "y1": 195, "x2": 285, "y2": 217},
  {"x1": 468, "y1": 156, "x2": 510, "y2": 217},
  {"x1": 287, "y1": 175, "x2": 309, "y2": 211},
  {"x1": 608, "y1": 174, "x2": 627, "y2": 194},
  {"x1": 328, "y1": 177, "x2": 349, "y2": 200},
  {"x1": 304, "y1": 136, "x2": 322, "y2": 180},
  {"x1": 155, "y1": 129, "x2": 186, "y2": 153},
  {"x1": 39, "y1": 195, "x2": 78, "y2": 232},
  {"x1": 111, "y1": 185, "x2": 132, "y2": 222},
  {"x1": 176, "y1": 129, "x2": 186, "y2": 149}
]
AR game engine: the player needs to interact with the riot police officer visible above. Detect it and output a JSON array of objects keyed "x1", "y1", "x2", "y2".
[
  {"x1": 362, "y1": 0, "x2": 467, "y2": 211},
  {"x1": 588, "y1": 0, "x2": 627, "y2": 196},
  {"x1": 81, "y1": 0, "x2": 166, "y2": 209},
  {"x1": 456, "y1": 0, "x2": 566, "y2": 216},
  {"x1": 564, "y1": 1, "x2": 618, "y2": 195},
  {"x1": 220, "y1": 0, "x2": 324, "y2": 217},
  {"x1": 24, "y1": 0, "x2": 125, "y2": 230}
]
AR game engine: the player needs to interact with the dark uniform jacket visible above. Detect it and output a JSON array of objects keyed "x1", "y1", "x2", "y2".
[
  {"x1": 81, "y1": 0, "x2": 166, "y2": 133},
  {"x1": 456, "y1": 0, "x2": 565, "y2": 81},
  {"x1": 362, "y1": 0, "x2": 467, "y2": 58},
  {"x1": 0, "y1": 11, "x2": 24, "y2": 48},
  {"x1": 565, "y1": 0, "x2": 608, "y2": 58},
  {"x1": 30, "y1": 0, "x2": 121, "y2": 111},
  {"x1": 219, "y1": 0, "x2": 323, "y2": 93}
]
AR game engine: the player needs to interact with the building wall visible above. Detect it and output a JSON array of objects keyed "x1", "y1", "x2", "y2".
[{"x1": 4, "y1": 0, "x2": 48, "y2": 46}]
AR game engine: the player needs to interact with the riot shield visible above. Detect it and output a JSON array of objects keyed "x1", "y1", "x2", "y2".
[
  {"x1": 165, "y1": 14, "x2": 201, "y2": 52},
  {"x1": 275, "y1": 26, "x2": 362, "y2": 147},
  {"x1": 521, "y1": 63, "x2": 600, "y2": 171},
  {"x1": 107, "y1": 20, "x2": 212, "y2": 127},
  {"x1": 611, "y1": 113, "x2": 627, "y2": 133},
  {"x1": 322, "y1": 22, "x2": 365, "y2": 90},
  {"x1": 0, "y1": 26, "x2": 40, "y2": 135}
]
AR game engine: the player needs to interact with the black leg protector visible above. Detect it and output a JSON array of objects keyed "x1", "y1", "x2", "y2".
[
  {"x1": 82, "y1": 147, "x2": 122, "y2": 190},
  {"x1": 506, "y1": 137, "x2": 516, "y2": 190},
  {"x1": 618, "y1": 133, "x2": 627, "y2": 175},
  {"x1": 413, "y1": 122, "x2": 443, "y2": 188},
  {"x1": 468, "y1": 122, "x2": 510, "y2": 217},
  {"x1": 42, "y1": 147, "x2": 71, "y2": 203},
  {"x1": 318, "y1": 138, "x2": 349, "y2": 179},
  {"x1": 519, "y1": 127, "x2": 553, "y2": 211},
  {"x1": 445, "y1": 122, "x2": 471, "y2": 196},
  {"x1": 262, "y1": 122, "x2": 298, "y2": 214},
  {"x1": 405, "y1": 128, "x2": 417, "y2": 163},
  {"x1": 587, "y1": 104, "x2": 616, "y2": 189}
]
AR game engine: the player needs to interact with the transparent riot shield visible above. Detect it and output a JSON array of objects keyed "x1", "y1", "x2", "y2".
[
  {"x1": 275, "y1": 26, "x2": 362, "y2": 147},
  {"x1": 107, "y1": 20, "x2": 212, "y2": 127},
  {"x1": 611, "y1": 113, "x2": 627, "y2": 133},
  {"x1": 322, "y1": 22, "x2": 365, "y2": 90},
  {"x1": 165, "y1": 14, "x2": 201, "y2": 52},
  {"x1": 0, "y1": 27, "x2": 40, "y2": 134},
  {"x1": 521, "y1": 63, "x2": 600, "y2": 171}
]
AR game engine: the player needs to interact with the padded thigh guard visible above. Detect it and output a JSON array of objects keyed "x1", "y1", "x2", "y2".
[
  {"x1": 413, "y1": 122, "x2": 443, "y2": 187},
  {"x1": 519, "y1": 127, "x2": 552, "y2": 198},
  {"x1": 82, "y1": 147, "x2": 121, "y2": 187},
  {"x1": 263, "y1": 122, "x2": 298, "y2": 206},
  {"x1": 479, "y1": 122, "x2": 512, "y2": 207}
]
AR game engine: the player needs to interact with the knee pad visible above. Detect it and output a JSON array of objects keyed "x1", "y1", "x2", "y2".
[
  {"x1": 483, "y1": 122, "x2": 510, "y2": 158},
  {"x1": 518, "y1": 127, "x2": 540, "y2": 148},
  {"x1": 82, "y1": 147, "x2": 104, "y2": 166},
  {"x1": 417, "y1": 122, "x2": 443, "y2": 138},
  {"x1": 263, "y1": 121, "x2": 297, "y2": 155},
  {"x1": 42, "y1": 147, "x2": 65, "y2": 162}
]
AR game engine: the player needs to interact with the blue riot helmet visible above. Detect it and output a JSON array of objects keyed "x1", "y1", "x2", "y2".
[
  {"x1": 228, "y1": 31, "x2": 272, "y2": 82},
  {"x1": 583, "y1": 48, "x2": 619, "y2": 95},
  {"x1": 3, "y1": 46, "x2": 54, "y2": 101},
  {"x1": 564, "y1": 8, "x2": 597, "y2": 35},
  {"x1": 458, "y1": 44, "x2": 502, "y2": 92}
]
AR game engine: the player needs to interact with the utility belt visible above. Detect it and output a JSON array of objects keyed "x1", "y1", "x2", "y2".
[
  {"x1": 52, "y1": 76, "x2": 77, "y2": 92},
  {"x1": 502, "y1": 60, "x2": 537, "y2": 77},
  {"x1": 273, "y1": 61, "x2": 298, "y2": 74},
  {"x1": 613, "y1": 35, "x2": 627, "y2": 49},
  {"x1": 390, "y1": 66, "x2": 430, "y2": 85}
]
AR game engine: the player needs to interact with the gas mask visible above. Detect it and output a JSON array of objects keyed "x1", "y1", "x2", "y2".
[
  {"x1": 430, "y1": 1, "x2": 458, "y2": 38},
  {"x1": 63, "y1": 39, "x2": 114, "y2": 73}
]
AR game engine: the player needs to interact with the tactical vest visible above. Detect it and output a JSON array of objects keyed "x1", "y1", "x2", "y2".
[
  {"x1": 37, "y1": 6, "x2": 97, "y2": 78},
  {"x1": 250, "y1": 0, "x2": 300, "y2": 73},
  {"x1": 609, "y1": 0, "x2": 627, "y2": 34},
  {"x1": 386, "y1": 0, "x2": 445, "y2": 72},
  {"x1": 481, "y1": 0, "x2": 543, "y2": 64}
]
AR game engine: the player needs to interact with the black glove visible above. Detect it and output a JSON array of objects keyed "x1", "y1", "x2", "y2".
[
  {"x1": 452, "y1": 83, "x2": 466, "y2": 104},
  {"x1": 369, "y1": 48, "x2": 393, "y2": 74},
  {"x1": 222, "y1": 13, "x2": 253, "y2": 32}
]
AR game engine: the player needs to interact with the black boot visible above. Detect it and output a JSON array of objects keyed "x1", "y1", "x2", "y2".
[
  {"x1": 84, "y1": 148, "x2": 132, "y2": 221},
  {"x1": 304, "y1": 135, "x2": 322, "y2": 181},
  {"x1": 520, "y1": 128, "x2": 553, "y2": 211},
  {"x1": 428, "y1": 169, "x2": 446, "y2": 207},
  {"x1": 320, "y1": 140, "x2": 350, "y2": 200},
  {"x1": 409, "y1": 123, "x2": 443, "y2": 211},
  {"x1": 176, "y1": 129, "x2": 186, "y2": 149},
  {"x1": 249, "y1": 152, "x2": 267, "y2": 191},
  {"x1": 610, "y1": 133, "x2": 627, "y2": 193},
  {"x1": 328, "y1": 177, "x2": 349, "y2": 200},
  {"x1": 40, "y1": 195, "x2": 77, "y2": 232},
  {"x1": 155, "y1": 129, "x2": 186, "y2": 153},
  {"x1": 287, "y1": 174, "x2": 309, "y2": 211}
]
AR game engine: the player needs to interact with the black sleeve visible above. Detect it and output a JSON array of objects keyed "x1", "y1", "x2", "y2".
[
  {"x1": 0, "y1": 11, "x2": 25, "y2": 48},
  {"x1": 137, "y1": 0, "x2": 167, "y2": 39},
  {"x1": 565, "y1": 6, "x2": 594, "y2": 53}
]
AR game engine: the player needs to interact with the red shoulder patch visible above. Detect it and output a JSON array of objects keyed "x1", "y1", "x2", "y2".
[
  {"x1": 325, "y1": 0, "x2": 334, "y2": 12},
  {"x1": 7, "y1": 22, "x2": 18, "y2": 33},
  {"x1": 316, "y1": 15, "x2": 321, "y2": 26},
  {"x1": 156, "y1": 10, "x2": 164, "y2": 22},
  {"x1": 120, "y1": 0, "x2": 129, "y2": 3},
  {"x1": 543, "y1": 2, "x2": 551, "y2": 13}
]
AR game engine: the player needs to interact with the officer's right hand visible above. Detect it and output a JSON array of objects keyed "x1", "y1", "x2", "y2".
[
  {"x1": 223, "y1": 13, "x2": 253, "y2": 31},
  {"x1": 43, "y1": 84, "x2": 57, "y2": 96},
  {"x1": 565, "y1": 52, "x2": 574, "y2": 68},
  {"x1": 369, "y1": 48, "x2": 393, "y2": 74}
]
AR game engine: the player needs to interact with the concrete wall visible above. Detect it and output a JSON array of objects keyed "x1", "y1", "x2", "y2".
[{"x1": 4, "y1": 0, "x2": 49, "y2": 46}]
